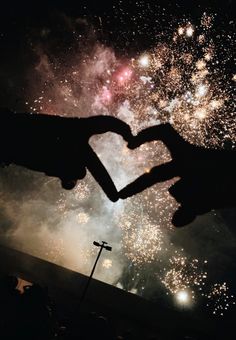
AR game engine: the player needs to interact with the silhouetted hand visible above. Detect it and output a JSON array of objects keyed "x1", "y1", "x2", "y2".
[
  {"x1": 0, "y1": 108, "x2": 133, "y2": 202},
  {"x1": 120, "y1": 123, "x2": 236, "y2": 226}
]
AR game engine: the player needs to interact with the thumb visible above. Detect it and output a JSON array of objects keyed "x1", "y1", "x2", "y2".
[{"x1": 172, "y1": 205, "x2": 196, "y2": 227}]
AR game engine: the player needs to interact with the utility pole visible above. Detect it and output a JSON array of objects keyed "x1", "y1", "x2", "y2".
[{"x1": 79, "y1": 241, "x2": 112, "y2": 305}]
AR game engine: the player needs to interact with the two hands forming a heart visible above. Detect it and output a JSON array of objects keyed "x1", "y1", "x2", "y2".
[{"x1": 0, "y1": 108, "x2": 235, "y2": 227}]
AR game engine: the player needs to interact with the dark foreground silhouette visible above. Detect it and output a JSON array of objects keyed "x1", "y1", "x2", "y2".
[
  {"x1": 0, "y1": 108, "x2": 133, "y2": 202},
  {"x1": 1, "y1": 274, "x2": 215, "y2": 340},
  {"x1": 119, "y1": 123, "x2": 236, "y2": 226}
]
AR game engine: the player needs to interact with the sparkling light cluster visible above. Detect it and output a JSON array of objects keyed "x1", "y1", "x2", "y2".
[
  {"x1": 205, "y1": 283, "x2": 236, "y2": 316},
  {"x1": 120, "y1": 212, "x2": 163, "y2": 265},
  {"x1": 27, "y1": 14, "x2": 235, "y2": 148},
  {"x1": 161, "y1": 250, "x2": 208, "y2": 301}
]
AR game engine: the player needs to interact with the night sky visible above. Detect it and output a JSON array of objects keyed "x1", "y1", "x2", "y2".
[{"x1": 0, "y1": 0, "x2": 236, "y2": 330}]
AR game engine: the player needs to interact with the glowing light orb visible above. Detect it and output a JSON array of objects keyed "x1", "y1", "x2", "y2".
[
  {"x1": 176, "y1": 290, "x2": 190, "y2": 305},
  {"x1": 196, "y1": 84, "x2": 208, "y2": 98},
  {"x1": 102, "y1": 259, "x2": 112, "y2": 269},
  {"x1": 178, "y1": 27, "x2": 184, "y2": 35},
  {"x1": 117, "y1": 67, "x2": 133, "y2": 85},
  {"x1": 138, "y1": 54, "x2": 150, "y2": 68},
  {"x1": 186, "y1": 25, "x2": 194, "y2": 37}
]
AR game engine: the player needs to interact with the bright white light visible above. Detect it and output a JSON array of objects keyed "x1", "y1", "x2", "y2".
[
  {"x1": 138, "y1": 54, "x2": 150, "y2": 68},
  {"x1": 186, "y1": 26, "x2": 194, "y2": 37},
  {"x1": 210, "y1": 99, "x2": 223, "y2": 110},
  {"x1": 102, "y1": 259, "x2": 112, "y2": 269},
  {"x1": 194, "y1": 108, "x2": 207, "y2": 120},
  {"x1": 196, "y1": 84, "x2": 208, "y2": 98},
  {"x1": 178, "y1": 27, "x2": 184, "y2": 35},
  {"x1": 176, "y1": 290, "x2": 190, "y2": 305}
]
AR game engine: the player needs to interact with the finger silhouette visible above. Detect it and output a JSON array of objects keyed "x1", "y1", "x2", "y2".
[
  {"x1": 172, "y1": 205, "x2": 197, "y2": 227},
  {"x1": 119, "y1": 161, "x2": 176, "y2": 199},
  {"x1": 128, "y1": 123, "x2": 188, "y2": 157},
  {"x1": 85, "y1": 145, "x2": 118, "y2": 202}
]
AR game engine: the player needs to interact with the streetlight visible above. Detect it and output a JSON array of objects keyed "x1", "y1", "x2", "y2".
[{"x1": 79, "y1": 241, "x2": 112, "y2": 305}]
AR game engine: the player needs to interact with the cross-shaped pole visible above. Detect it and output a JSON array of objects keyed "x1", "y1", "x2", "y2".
[{"x1": 79, "y1": 241, "x2": 112, "y2": 305}]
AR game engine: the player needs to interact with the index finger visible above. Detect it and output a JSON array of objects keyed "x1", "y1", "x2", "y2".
[
  {"x1": 119, "y1": 161, "x2": 178, "y2": 199},
  {"x1": 134, "y1": 123, "x2": 187, "y2": 157}
]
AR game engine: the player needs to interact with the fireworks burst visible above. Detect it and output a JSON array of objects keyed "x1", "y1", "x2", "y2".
[
  {"x1": 3, "y1": 8, "x2": 235, "y2": 315},
  {"x1": 120, "y1": 213, "x2": 163, "y2": 265},
  {"x1": 161, "y1": 250, "x2": 208, "y2": 301},
  {"x1": 27, "y1": 12, "x2": 235, "y2": 148}
]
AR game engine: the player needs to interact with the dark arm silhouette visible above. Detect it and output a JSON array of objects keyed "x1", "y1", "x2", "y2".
[
  {"x1": 0, "y1": 109, "x2": 133, "y2": 202},
  {"x1": 120, "y1": 123, "x2": 236, "y2": 227}
]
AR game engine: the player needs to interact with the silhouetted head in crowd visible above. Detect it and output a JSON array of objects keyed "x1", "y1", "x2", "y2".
[
  {"x1": 23, "y1": 283, "x2": 49, "y2": 304},
  {"x1": 1, "y1": 275, "x2": 18, "y2": 292}
]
